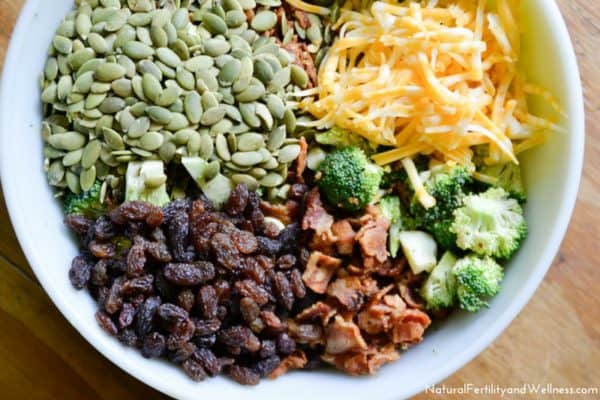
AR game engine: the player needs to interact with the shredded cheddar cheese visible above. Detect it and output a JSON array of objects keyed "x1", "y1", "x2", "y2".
[{"x1": 296, "y1": 0, "x2": 565, "y2": 167}]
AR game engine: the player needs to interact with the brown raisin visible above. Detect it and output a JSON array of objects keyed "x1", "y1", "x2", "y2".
[
  {"x1": 168, "y1": 341, "x2": 197, "y2": 364},
  {"x1": 95, "y1": 311, "x2": 118, "y2": 335},
  {"x1": 141, "y1": 332, "x2": 166, "y2": 358},
  {"x1": 163, "y1": 262, "x2": 215, "y2": 286},
  {"x1": 177, "y1": 289, "x2": 196, "y2": 312},
  {"x1": 289, "y1": 269, "x2": 306, "y2": 299},
  {"x1": 211, "y1": 233, "x2": 241, "y2": 270},
  {"x1": 225, "y1": 184, "x2": 249, "y2": 216},
  {"x1": 64, "y1": 215, "x2": 93, "y2": 236},
  {"x1": 239, "y1": 297, "x2": 260, "y2": 324},
  {"x1": 231, "y1": 229, "x2": 258, "y2": 254},
  {"x1": 69, "y1": 255, "x2": 92, "y2": 289},
  {"x1": 182, "y1": 359, "x2": 207, "y2": 382},
  {"x1": 227, "y1": 365, "x2": 260, "y2": 386},
  {"x1": 104, "y1": 276, "x2": 125, "y2": 314},
  {"x1": 192, "y1": 348, "x2": 221, "y2": 376},
  {"x1": 276, "y1": 333, "x2": 296, "y2": 356},
  {"x1": 273, "y1": 272, "x2": 294, "y2": 310},
  {"x1": 234, "y1": 280, "x2": 271, "y2": 305},
  {"x1": 118, "y1": 302, "x2": 136, "y2": 329},
  {"x1": 126, "y1": 244, "x2": 146, "y2": 278},
  {"x1": 135, "y1": 296, "x2": 161, "y2": 338},
  {"x1": 251, "y1": 356, "x2": 280, "y2": 377},
  {"x1": 121, "y1": 275, "x2": 154, "y2": 296},
  {"x1": 197, "y1": 285, "x2": 218, "y2": 319}
]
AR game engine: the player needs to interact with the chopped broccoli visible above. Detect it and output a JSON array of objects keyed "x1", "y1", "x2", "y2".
[
  {"x1": 317, "y1": 147, "x2": 383, "y2": 212},
  {"x1": 451, "y1": 187, "x2": 527, "y2": 259},
  {"x1": 379, "y1": 196, "x2": 401, "y2": 223},
  {"x1": 420, "y1": 251, "x2": 458, "y2": 311},
  {"x1": 315, "y1": 126, "x2": 376, "y2": 154},
  {"x1": 125, "y1": 161, "x2": 171, "y2": 207},
  {"x1": 409, "y1": 164, "x2": 471, "y2": 250},
  {"x1": 477, "y1": 162, "x2": 526, "y2": 203},
  {"x1": 381, "y1": 154, "x2": 430, "y2": 189},
  {"x1": 452, "y1": 255, "x2": 503, "y2": 312},
  {"x1": 64, "y1": 181, "x2": 107, "y2": 218}
]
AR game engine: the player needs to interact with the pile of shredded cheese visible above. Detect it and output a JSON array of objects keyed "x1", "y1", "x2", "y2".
[{"x1": 295, "y1": 0, "x2": 565, "y2": 167}]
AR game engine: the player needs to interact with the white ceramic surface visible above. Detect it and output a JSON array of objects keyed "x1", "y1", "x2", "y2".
[{"x1": 0, "y1": 1, "x2": 584, "y2": 399}]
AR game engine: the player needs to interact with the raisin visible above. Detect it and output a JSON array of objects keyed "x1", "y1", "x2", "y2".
[
  {"x1": 277, "y1": 254, "x2": 297, "y2": 270},
  {"x1": 93, "y1": 216, "x2": 116, "y2": 240},
  {"x1": 256, "y1": 236, "x2": 281, "y2": 255},
  {"x1": 197, "y1": 285, "x2": 218, "y2": 319},
  {"x1": 69, "y1": 255, "x2": 92, "y2": 289},
  {"x1": 218, "y1": 326, "x2": 260, "y2": 352},
  {"x1": 104, "y1": 276, "x2": 125, "y2": 314},
  {"x1": 168, "y1": 342, "x2": 197, "y2": 364},
  {"x1": 89, "y1": 241, "x2": 116, "y2": 259},
  {"x1": 126, "y1": 244, "x2": 146, "y2": 278},
  {"x1": 263, "y1": 221, "x2": 281, "y2": 239},
  {"x1": 251, "y1": 355, "x2": 280, "y2": 377},
  {"x1": 64, "y1": 215, "x2": 93, "y2": 236},
  {"x1": 145, "y1": 241, "x2": 172, "y2": 262},
  {"x1": 163, "y1": 262, "x2": 215, "y2": 286},
  {"x1": 117, "y1": 328, "x2": 139, "y2": 347},
  {"x1": 167, "y1": 211, "x2": 192, "y2": 262},
  {"x1": 192, "y1": 348, "x2": 221, "y2": 376},
  {"x1": 259, "y1": 340, "x2": 277, "y2": 359},
  {"x1": 121, "y1": 275, "x2": 154, "y2": 296},
  {"x1": 289, "y1": 269, "x2": 306, "y2": 299},
  {"x1": 194, "y1": 319, "x2": 221, "y2": 336},
  {"x1": 211, "y1": 233, "x2": 241, "y2": 270},
  {"x1": 182, "y1": 359, "x2": 207, "y2": 382},
  {"x1": 273, "y1": 272, "x2": 294, "y2": 310},
  {"x1": 227, "y1": 365, "x2": 260, "y2": 386},
  {"x1": 135, "y1": 296, "x2": 161, "y2": 338},
  {"x1": 225, "y1": 184, "x2": 249, "y2": 216},
  {"x1": 177, "y1": 289, "x2": 195, "y2": 312},
  {"x1": 162, "y1": 198, "x2": 191, "y2": 224},
  {"x1": 234, "y1": 280, "x2": 271, "y2": 306},
  {"x1": 212, "y1": 280, "x2": 231, "y2": 304},
  {"x1": 118, "y1": 302, "x2": 136, "y2": 329},
  {"x1": 90, "y1": 260, "x2": 109, "y2": 286},
  {"x1": 239, "y1": 297, "x2": 260, "y2": 324},
  {"x1": 260, "y1": 311, "x2": 285, "y2": 332},
  {"x1": 231, "y1": 229, "x2": 258, "y2": 254},
  {"x1": 156, "y1": 303, "x2": 188, "y2": 333},
  {"x1": 278, "y1": 223, "x2": 301, "y2": 255},
  {"x1": 110, "y1": 201, "x2": 163, "y2": 227},
  {"x1": 141, "y1": 332, "x2": 166, "y2": 358},
  {"x1": 276, "y1": 333, "x2": 296, "y2": 356},
  {"x1": 242, "y1": 258, "x2": 265, "y2": 284},
  {"x1": 194, "y1": 334, "x2": 217, "y2": 348},
  {"x1": 95, "y1": 311, "x2": 118, "y2": 335},
  {"x1": 154, "y1": 269, "x2": 178, "y2": 302},
  {"x1": 289, "y1": 183, "x2": 309, "y2": 200}
]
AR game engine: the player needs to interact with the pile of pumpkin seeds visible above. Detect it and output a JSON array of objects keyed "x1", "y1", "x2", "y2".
[{"x1": 40, "y1": 0, "x2": 332, "y2": 200}]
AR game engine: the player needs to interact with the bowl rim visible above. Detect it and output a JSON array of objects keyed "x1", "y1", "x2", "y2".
[{"x1": 0, "y1": 0, "x2": 585, "y2": 399}]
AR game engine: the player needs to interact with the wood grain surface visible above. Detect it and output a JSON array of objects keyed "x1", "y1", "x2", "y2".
[{"x1": 0, "y1": 1, "x2": 598, "y2": 399}]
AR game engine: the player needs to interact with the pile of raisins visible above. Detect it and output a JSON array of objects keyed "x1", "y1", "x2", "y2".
[{"x1": 66, "y1": 185, "x2": 309, "y2": 385}]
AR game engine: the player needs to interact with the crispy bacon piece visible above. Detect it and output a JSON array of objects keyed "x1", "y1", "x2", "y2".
[
  {"x1": 331, "y1": 220, "x2": 356, "y2": 255},
  {"x1": 269, "y1": 350, "x2": 308, "y2": 379},
  {"x1": 325, "y1": 316, "x2": 367, "y2": 355},
  {"x1": 309, "y1": 232, "x2": 336, "y2": 255},
  {"x1": 356, "y1": 216, "x2": 389, "y2": 263},
  {"x1": 357, "y1": 290, "x2": 406, "y2": 335},
  {"x1": 390, "y1": 309, "x2": 431, "y2": 344},
  {"x1": 296, "y1": 301, "x2": 337, "y2": 325},
  {"x1": 302, "y1": 189, "x2": 334, "y2": 237},
  {"x1": 326, "y1": 276, "x2": 377, "y2": 312},
  {"x1": 398, "y1": 281, "x2": 426, "y2": 310},
  {"x1": 260, "y1": 200, "x2": 300, "y2": 226},
  {"x1": 322, "y1": 345, "x2": 399, "y2": 375},
  {"x1": 283, "y1": 39, "x2": 318, "y2": 86},
  {"x1": 302, "y1": 251, "x2": 342, "y2": 294}
]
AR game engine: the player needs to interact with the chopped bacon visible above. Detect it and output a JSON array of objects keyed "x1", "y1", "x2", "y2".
[
  {"x1": 326, "y1": 276, "x2": 377, "y2": 311},
  {"x1": 296, "y1": 137, "x2": 308, "y2": 180},
  {"x1": 269, "y1": 350, "x2": 308, "y2": 379},
  {"x1": 260, "y1": 200, "x2": 300, "y2": 225},
  {"x1": 322, "y1": 344, "x2": 399, "y2": 375},
  {"x1": 331, "y1": 220, "x2": 356, "y2": 255},
  {"x1": 356, "y1": 216, "x2": 390, "y2": 263},
  {"x1": 296, "y1": 301, "x2": 337, "y2": 325},
  {"x1": 325, "y1": 316, "x2": 367, "y2": 355},
  {"x1": 283, "y1": 39, "x2": 317, "y2": 87},
  {"x1": 398, "y1": 281, "x2": 426, "y2": 310},
  {"x1": 302, "y1": 188, "x2": 334, "y2": 237},
  {"x1": 390, "y1": 309, "x2": 431, "y2": 345},
  {"x1": 357, "y1": 292, "x2": 406, "y2": 335},
  {"x1": 302, "y1": 251, "x2": 342, "y2": 294},
  {"x1": 309, "y1": 232, "x2": 336, "y2": 255}
]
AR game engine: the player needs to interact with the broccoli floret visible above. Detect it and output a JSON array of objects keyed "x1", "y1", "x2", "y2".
[
  {"x1": 452, "y1": 255, "x2": 503, "y2": 312},
  {"x1": 379, "y1": 195, "x2": 401, "y2": 222},
  {"x1": 478, "y1": 162, "x2": 526, "y2": 203},
  {"x1": 64, "y1": 181, "x2": 107, "y2": 218},
  {"x1": 381, "y1": 155, "x2": 430, "y2": 189},
  {"x1": 315, "y1": 126, "x2": 376, "y2": 154},
  {"x1": 379, "y1": 196, "x2": 416, "y2": 257},
  {"x1": 451, "y1": 187, "x2": 527, "y2": 259},
  {"x1": 125, "y1": 161, "x2": 171, "y2": 207},
  {"x1": 420, "y1": 251, "x2": 458, "y2": 311},
  {"x1": 317, "y1": 147, "x2": 383, "y2": 212},
  {"x1": 409, "y1": 164, "x2": 471, "y2": 249}
]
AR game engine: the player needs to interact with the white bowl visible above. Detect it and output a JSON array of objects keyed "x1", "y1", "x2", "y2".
[{"x1": 0, "y1": 1, "x2": 584, "y2": 399}]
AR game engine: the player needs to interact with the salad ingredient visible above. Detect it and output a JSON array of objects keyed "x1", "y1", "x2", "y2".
[
  {"x1": 397, "y1": 231, "x2": 437, "y2": 275},
  {"x1": 451, "y1": 187, "x2": 527, "y2": 259},
  {"x1": 66, "y1": 187, "x2": 312, "y2": 386},
  {"x1": 64, "y1": 180, "x2": 108, "y2": 219},
  {"x1": 476, "y1": 161, "x2": 526, "y2": 203},
  {"x1": 316, "y1": 147, "x2": 382, "y2": 211},
  {"x1": 315, "y1": 126, "x2": 374, "y2": 154},
  {"x1": 298, "y1": 194, "x2": 431, "y2": 375},
  {"x1": 125, "y1": 161, "x2": 170, "y2": 207},
  {"x1": 420, "y1": 251, "x2": 458, "y2": 311},
  {"x1": 453, "y1": 255, "x2": 503, "y2": 312},
  {"x1": 299, "y1": 0, "x2": 563, "y2": 168},
  {"x1": 378, "y1": 196, "x2": 403, "y2": 258}
]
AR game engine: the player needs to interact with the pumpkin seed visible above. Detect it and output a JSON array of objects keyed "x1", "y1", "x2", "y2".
[
  {"x1": 219, "y1": 58, "x2": 242, "y2": 86},
  {"x1": 203, "y1": 161, "x2": 220, "y2": 180},
  {"x1": 225, "y1": 10, "x2": 246, "y2": 28},
  {"x1": 66, "y1": 171, "x2": 81, "y2": 194},
  {"x1": 146, "y1": 106, "x2": 173, "y2": 124},
  {"x1": 48, "y1": 161, "x2": 66, "y2": 186},
  {"x1": 41, "y1": 83, "x2": 58, "y2": 104},
  {"x1": 211, "y1": 119, "x2": 234, "y2": 135},
  {"x1": 159, "y1": 141, "x2": 177, "y2": 162},
  {"x1": 232, "y1": 151, "x2": 263, "y2": 166},
  {"x1": 267, "y1": 125, "x2": 286, "y2": 151},
  {"x1": 255, "y1": 103, "x2": 274, "y2": 129},
  {"x1": 112, "y1": 78, "x2": 133, "y2": 97},
  {"x1": 122, "y1": 40, "x2": 155, "y2": 59},
  {"x1": 48, "y1": 131, "x2": 87, "y2": 151},
  {"x1": 128, "y1": 116, "x2": 150, "y2": 138},
  {"x1": 140, "y1": 131, "x2": 165, "y2": 151},
  {"x1": 53, "y1": 35, "x2": 73, "y2": 54},
  {"x1": 283, "y1": 108, "x2": 296, "y2": 134},
  {"x1": 204, "y1": 38, "x2": 231, "y2": 57},
  {"x1": 172, "y1": 8, "x2": 190, "y2": 30},
  {"x1": 251, "y1": 11, "x2": 277, "y2": 32},
  {"x1": 81, "y1": 140, "x2": 102, "y2": 168},
  {"x1": 95, "y1": 62, "x2": 126, "y2": 82},
  {"x1": 62, "y1": 149, "x2": 84, "y2": 167},
  {"x1": 99, "y1": 96, "x2": 126, "y2": 114},
  {"x1": 175, "y1": 67, "x2": 195, "y2": 90},
  {"x1": 215, "y1": 133, "x2": 231, "y2": 161},
  {"x1": 231, "y1": 173, "x2": 258, "y2": 190},
  {"x1": 235, "y1": 84, "x2": 265, "y2": 102},
  {"x1": 103, "y1": 127, "x2": 126, "y2": 150},
  {"x1": 200, "y1": 106, "x2": 227, "y2": 126},
  {"x1": 237, "y1": 133, "x2": 264, "y2": 151},
  {"x1": 80, "y1": 166, "x2": 97, "y2": 191},
  {"x1": 268, "y1": 67, "x2": 291, "y2": 92},
  {"x1": 184, "y1": 91, "x2": 203, "y2": 124},
  {"x1": 278, "y1": 144, "x2": 301, "y2": 163},
  {"x1": 307, "y1": 147, "x2": 327, "y2": 170},
  {"x1": 290, "y1": 64, "x2": 310, "y2": 88},
  {"x1": 184, "y1": 55, "x2": 214, "y2": 72},
  {"x1": 203, "y1": 13, "x2": 228, "y2": 35},
  {"x1": 260, "y1": 172, "x2": 283, "y2": 187},
  {"x1": 199, "y1": 133, "x2": 214, "y2": 159}
]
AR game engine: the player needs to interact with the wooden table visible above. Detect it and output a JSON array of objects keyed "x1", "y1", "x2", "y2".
[{"x1": 0, "y1": 1, "x2": 598, "y2": 399}]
